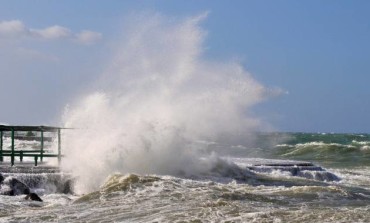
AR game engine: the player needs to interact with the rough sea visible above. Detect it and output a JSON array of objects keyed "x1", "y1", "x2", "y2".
[
  {"x1": 1, "y1": 132, "x2": 370, "y2": 223},
  {"x1": 2, "y1": 13, "x2": 369, "y2": 223}
]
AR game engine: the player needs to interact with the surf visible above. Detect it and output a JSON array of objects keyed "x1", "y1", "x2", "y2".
[{"x1": 60, "y1": 13, "x2": 281, "y2": 194}]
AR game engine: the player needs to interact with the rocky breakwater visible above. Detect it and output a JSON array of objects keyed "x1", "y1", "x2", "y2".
[{"x1": 0, "y1": 164, "x2": 74, "y2": 202}]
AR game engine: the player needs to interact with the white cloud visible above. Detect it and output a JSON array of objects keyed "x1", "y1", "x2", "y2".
[
  {"x1": 75, "y1": 30, "x2": 102, "y2": 44},
  {"x1": 0, "y1": 20, "x2": 27, "y2": 37},
  {"x1": 30, "y1": 25, "x2": 71, "y2": 39},
  {"x1": 0, "y1": 19, "x2": 102, "y2": 44}
]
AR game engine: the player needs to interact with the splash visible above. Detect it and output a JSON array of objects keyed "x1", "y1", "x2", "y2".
[{"x1": 61, "y1": 13, "x2": 274, "y2": 193}]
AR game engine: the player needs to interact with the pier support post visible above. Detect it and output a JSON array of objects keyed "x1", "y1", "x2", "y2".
[
  {"x1": 11, "y1": 129, "x2": 14, "y2": 166},
  {"x1": 58, "y1": 129, "x2": 61, "y2": 166},
  {"x1": 0, "y1": 131, "x2": 3, "y2": 162},
  {"x1": 40, "y1": 130, "x2": 44, "y2": 162}
]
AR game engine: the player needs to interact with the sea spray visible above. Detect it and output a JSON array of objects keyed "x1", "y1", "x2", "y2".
[{"x1": 61, "y1": 13, "x2": 276, "y2": 194}]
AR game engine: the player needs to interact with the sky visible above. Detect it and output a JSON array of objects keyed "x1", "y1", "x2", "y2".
[{"x1": 0, "y1": 0, "x2": 369, "y2": 133}]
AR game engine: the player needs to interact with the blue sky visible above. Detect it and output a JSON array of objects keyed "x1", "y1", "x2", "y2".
[{"x1": 0, "y1": 1, "x2": 369, "y2": 133}]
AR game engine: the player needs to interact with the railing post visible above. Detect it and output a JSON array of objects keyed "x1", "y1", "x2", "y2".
[
  {"x1": 11, "y1": 128, "x2": 14, "y2": 166},
  {"x1": 0, "y1": 131, "x2": 3, "y2": 162},
  {"x1": 58, "y1": 128, "x2": 61, "y2": 166},
  {"x1": 40, "y1": 130, "x2": 44, "y2": 162}
]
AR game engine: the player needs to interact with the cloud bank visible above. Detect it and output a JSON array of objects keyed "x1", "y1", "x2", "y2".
[{"x1": 0, "y1": 20, "x2": 102, "y2": 44}]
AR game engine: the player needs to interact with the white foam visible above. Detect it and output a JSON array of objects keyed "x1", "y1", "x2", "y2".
[{"x1": 60, "y1": 13, "x2": 276, "y2": 194}]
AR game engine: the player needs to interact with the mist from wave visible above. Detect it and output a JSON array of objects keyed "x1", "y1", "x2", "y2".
[{"x1": 60, "y1": 13, "x2": 280, "y2": 194}]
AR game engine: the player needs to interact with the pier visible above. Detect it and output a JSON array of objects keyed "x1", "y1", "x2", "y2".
[{"x1": 0, "y1": 125, "x2": 65, "y2": 166}]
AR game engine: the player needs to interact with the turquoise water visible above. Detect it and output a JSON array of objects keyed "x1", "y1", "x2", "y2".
[{"x1": 270, "y1": 132, "x2": 370, "y2": 168}]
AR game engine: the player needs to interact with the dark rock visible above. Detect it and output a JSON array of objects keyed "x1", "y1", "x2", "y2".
[
  {"x1": 0, "y1": 174, "x2": 43, "y2": 202},
  {"x1": 62, "y1": 179, "x2": 74, "y2": 194},
  {"x1": 25, "y1": 193, "x2": 43, "y2": 202},
  {"x1": 0, "y1": 177, "x2": 30, "y2": 195},
  {"x1": 7, "y1": 177, "x2": 30, "y2": 195}
]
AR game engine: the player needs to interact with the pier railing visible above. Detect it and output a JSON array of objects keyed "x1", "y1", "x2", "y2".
[{"x1": 0, "y1": 125, "x2": 64, "y2": 166}]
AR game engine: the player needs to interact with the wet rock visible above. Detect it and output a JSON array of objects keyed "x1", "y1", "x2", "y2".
[
  {"x1": 5, "y1": 177, "x2": 30, "y2": 195},
  {"x1": 25, "y1": 193, "x2": 43, "y2": 202},
  {"x1": 0, "y1": 173, "x2": 43, "y2": 202}
]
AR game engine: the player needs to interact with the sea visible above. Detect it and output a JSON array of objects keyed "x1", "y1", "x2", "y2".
[
  {"x1": 1, "y1": 12, "x2": 369, "y2": 223},
  {"x1": 0, "y1": 132, "x2": 370, "y2": 223}
]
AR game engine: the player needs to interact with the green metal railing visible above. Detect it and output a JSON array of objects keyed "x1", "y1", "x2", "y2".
[
  {"x1": 0, "y1": 131, "x2": 3, "y2": 162},
  {"x1": 0, "y1": 125, "x2": 65, "y2": 166}
]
